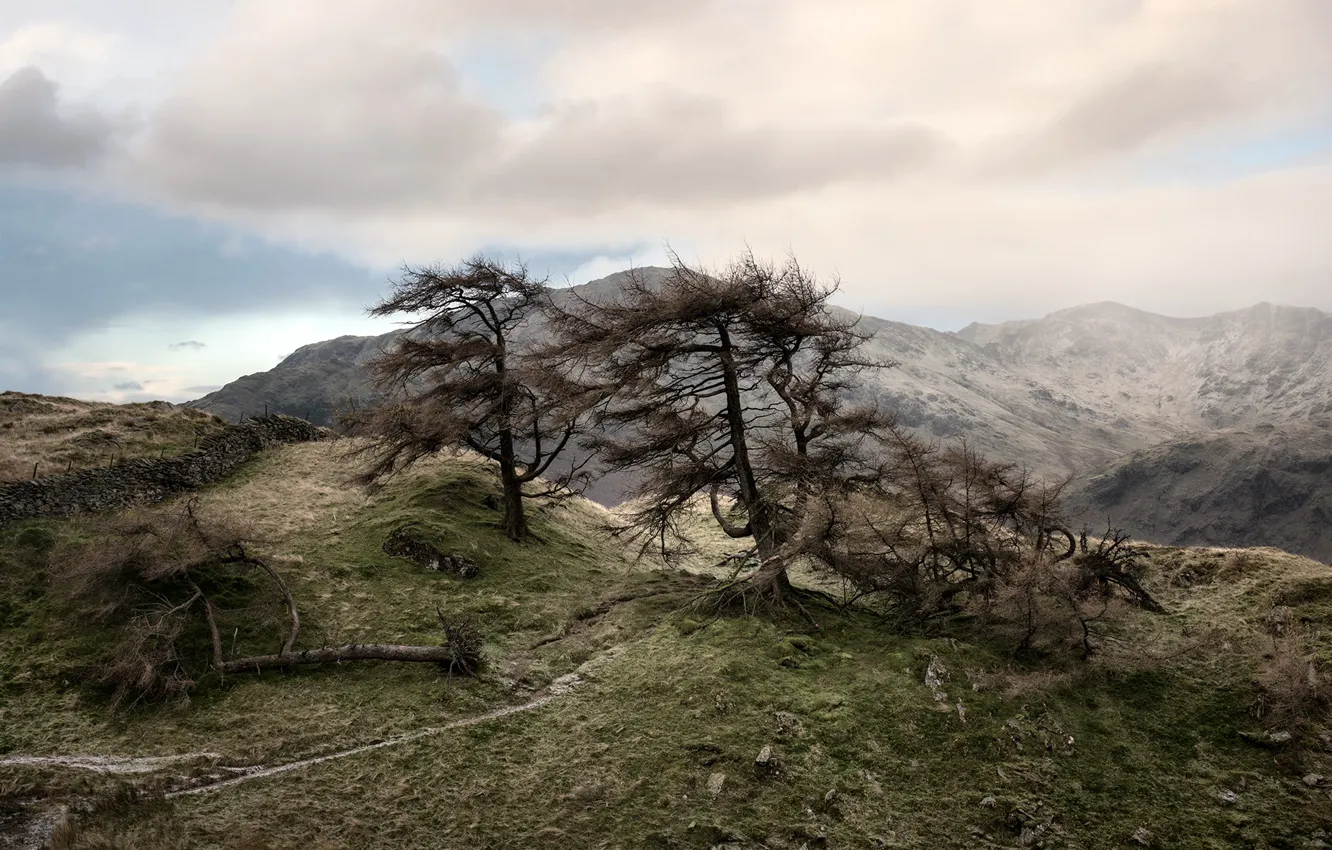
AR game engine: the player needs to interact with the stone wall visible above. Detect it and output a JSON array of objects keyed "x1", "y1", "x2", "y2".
[{"x1": 0, "y1": 416, "x2": 330, "y2": 528}]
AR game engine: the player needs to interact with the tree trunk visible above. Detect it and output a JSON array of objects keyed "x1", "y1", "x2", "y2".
[
  {"x1": 749, "y1": 553, "x2": 793, "y2": 604},
  {"x1": 500, "y1": 460, "x2": 527, "y2": 541},
  {"x1": 218, "y1": 644, "x2": 459, "y2": 675}
]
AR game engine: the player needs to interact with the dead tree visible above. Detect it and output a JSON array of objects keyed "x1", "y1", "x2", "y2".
[
  {"x1": 346, "y1": 256, "x2": 587, "y2": 541},
  {"x1": 548, "y1": 249, "x2": 891, "y2": 606}
]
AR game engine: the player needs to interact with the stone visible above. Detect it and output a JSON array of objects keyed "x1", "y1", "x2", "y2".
[
  {"x1": 1130, "y1": 826, "x2": 1155, "y2": 846},
  {"x1": 1305, "y1": 774, "x2": 1324, "y2": 787},
  {"x1": 382, "y1": 525, "x2": 479, "y2": 578},
  {"x1": 925, "y1": 656, "x2": 949, "y2": 702},
  {"x1": 980, "y1": 796, "x2": 997, "y2": 808},
  {"x1": 754, "y1": 745, "x2": 780, "y2": 776},
  {"x1": 774, "y1": 710, "x2": 804, "y2": 737},
  {"x1": 1217, "y1": 789, "x2": 1239, "y2": 805},
  {"x1": 707, "y1": 772, "x2": 726, "y2": 797}
]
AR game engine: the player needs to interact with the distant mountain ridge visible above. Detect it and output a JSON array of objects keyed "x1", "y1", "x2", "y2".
[{"x1": 188, "y1": 273, "x2": 1332, "y2": 560}]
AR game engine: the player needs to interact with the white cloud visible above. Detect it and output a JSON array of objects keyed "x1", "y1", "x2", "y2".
[
  {"x1": 0, "y1": 22, "x2": 115, "y2": 77},
  {"x1": 11, "y1": 0, "x2": 1332, "y2": 320}
]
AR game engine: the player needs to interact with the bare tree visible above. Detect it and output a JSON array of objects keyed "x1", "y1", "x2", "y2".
[
  {"x1": 347, "y1": 256, "x2": 586, "y2": 541},
  {"x1": 549, "y1": 249, "x2": 891, "y2": 605}
]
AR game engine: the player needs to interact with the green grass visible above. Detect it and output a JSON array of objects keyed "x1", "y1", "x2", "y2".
[{"x1": 3, "y1": 441, "x2": 1332, "y2": 848}]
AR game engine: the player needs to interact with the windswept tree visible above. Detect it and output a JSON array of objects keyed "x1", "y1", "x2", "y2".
[
  {"x1": 549, "y1": 249, "x2": 892, "y2": 604},
  {"x1": 347, "y1": 257, "x2": 585, "y2": 541}
]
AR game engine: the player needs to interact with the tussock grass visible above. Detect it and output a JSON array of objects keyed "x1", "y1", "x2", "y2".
[{"x1": 0, "y1": 391, "x2": 227, "y2": 483}]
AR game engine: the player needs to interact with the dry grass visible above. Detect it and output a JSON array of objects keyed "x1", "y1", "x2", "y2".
[
  {"x1": 0, "y1": 392, "x2": 227, "y2": 483},
  {"x1": 193, "y1": 438, "x2": 618, "y2": 547}
]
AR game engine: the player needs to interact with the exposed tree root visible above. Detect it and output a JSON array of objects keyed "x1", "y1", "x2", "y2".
[{"x1": 688, "y1": 567, "x2": 841, "y2": 630}]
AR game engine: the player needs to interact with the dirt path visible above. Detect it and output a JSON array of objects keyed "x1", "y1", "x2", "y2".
[
  {"x1": 0, "y1": 753, "x2": 225, "y2": 775},
  {"x1": 2, "y1": 644, "x2": 625, "y2": 809},
  {"x1": 167, "y1": 695, "x2": 553, "y2": 797}
]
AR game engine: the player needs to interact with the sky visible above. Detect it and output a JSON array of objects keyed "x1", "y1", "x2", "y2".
[{"x1": 1, "y1": 0, "x2": 1329, "y2": 403}]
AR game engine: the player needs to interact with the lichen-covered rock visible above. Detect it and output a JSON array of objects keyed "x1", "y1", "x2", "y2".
[{"x1": 382, "y1": 525, "x2": 479, "y2": 578}]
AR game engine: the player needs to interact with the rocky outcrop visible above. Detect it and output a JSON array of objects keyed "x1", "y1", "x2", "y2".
[
  {"x1": 381, "y1": 525, "x2": 479, "y2": 578},
  {"x1": 0, "y1": 416, "x2": 329, "y2": 527}
]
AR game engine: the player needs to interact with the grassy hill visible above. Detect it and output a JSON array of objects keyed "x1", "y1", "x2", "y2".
[
  {"x1": 1, "y1": 399, "x2": 1330, "y2": 848},
  {"x1": 0, "y1": 392, "x2": 227, "y2": 484}
]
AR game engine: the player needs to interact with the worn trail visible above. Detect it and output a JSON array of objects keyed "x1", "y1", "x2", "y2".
[
  {"x1": 167, "y1": 696, "x2": 553, "y2": 797},
  {"x1": 1, "y1": 645, "x2": 624, "y2": 803}
]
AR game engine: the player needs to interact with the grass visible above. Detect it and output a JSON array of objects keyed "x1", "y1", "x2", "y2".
[
  {"x1": 2, "y1": 403, "x2": 1331, "y2": 847},
  {"x1": 0, "y1": 391, "x2": 228, "y2": 483}
]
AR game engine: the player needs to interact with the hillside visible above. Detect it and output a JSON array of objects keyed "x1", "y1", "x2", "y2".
[
  {"x1": 187, "y1": 281, "x2": 1332, "y2": 555},
  {"x1": 1, "y1": 396, "x2": 1331, "y2": 848},
  {"x1": 0, "y1": 392, "x2": 227, "y2": 484},
  {"x1": 1065, "y1": 418, "x2": 1332, "y2": 562}
]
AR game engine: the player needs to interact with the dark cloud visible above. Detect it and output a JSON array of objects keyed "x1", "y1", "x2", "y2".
[
  {"x1": 169, "y1": 340, "x2": 206, "y2": 350},
  {"x1": 0, "y1": 67, "x2": 112, "y2": 169},
  {"x1": 112, "y1": 381, "x2": 144, "y2": 391},
  {"x1": 0, "y1": 183, "x2": 383, "y2": 345}
]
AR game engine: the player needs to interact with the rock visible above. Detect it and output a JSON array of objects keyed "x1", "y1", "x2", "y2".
[
  {"x1": 1305, "y1": 774, "x2": 1324, "y2": 788},
  {"x1": 1217, "y1": 789, "x2": 1239, "y2": 806},
  {"x1": 707, "y1": 772, "x2": 726, "y2": 797},
  {"x1": 774, "y1": 710, "x2": 805, "y2": 737},
  {"x1": 381, "y1": 525, "x2": 479, "y2": 578},
  {"x1": 1130, "y1": 826, "x2": 1155, "y2": 846},
  {"x1": 1238, "y1": 729, "x2": 1294, "y2": 749},
  {"x1": 925, "y1": 656, "x2": 949, "y2": 702},
  {"x1": 980, "y1": 796, "x2": 997, "y2": 808},
  {"x1": 754, "y1": 745, "x2": 780, "y2": 776}
]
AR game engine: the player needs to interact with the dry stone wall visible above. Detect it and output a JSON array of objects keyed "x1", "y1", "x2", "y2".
[{"x1": 0, "y1": 416, "x2": 329, "y2": 528}]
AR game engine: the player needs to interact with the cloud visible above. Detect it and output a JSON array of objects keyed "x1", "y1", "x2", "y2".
[
  {"x1": 5, "y1": 0, "x2": 1332, "y2": 338},
  {"x1": 0, "y1": 23, "x2": 116, "y2": 77},
  {"x1": 169, "y1": 340, "x2": 206, "y2": 350},
  {"x1": 112, "y1": 380, "x2": 143, "y2": 391},
  {"x1": 182, "y1": 384, "x2": 221, "y2": 394},
  {"x1": 473, "y1": 96, "x2": 945, "y2": 212},
  {"x1": 0, "y1": 66, "x2": 113, "y2": 168}
]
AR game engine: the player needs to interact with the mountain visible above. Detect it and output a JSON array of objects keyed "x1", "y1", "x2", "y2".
[
  {"x1": 1065, "y1": 418, "x2": 1332, "y2": 561},
  {"x1": 189, "y1": 276, "x2": 1332, "y2": 558}
]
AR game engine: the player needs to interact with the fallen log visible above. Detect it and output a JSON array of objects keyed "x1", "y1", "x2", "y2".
[{"x1": 219, "y1": 644, "x2": 459, "y2": 675}]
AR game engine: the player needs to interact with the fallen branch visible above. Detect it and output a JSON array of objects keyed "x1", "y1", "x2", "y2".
[{"x1": 218, "y1": 643, "x2": 461, "y2": 675}]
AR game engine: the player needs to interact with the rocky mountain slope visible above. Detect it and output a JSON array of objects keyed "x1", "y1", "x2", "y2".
[
  {"x1": 188, "y1": 275, "x2": 1332, "y2": 558},
  {"x1": 1065, "y1": 418, "x2": 1332, "y2": 561}
]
